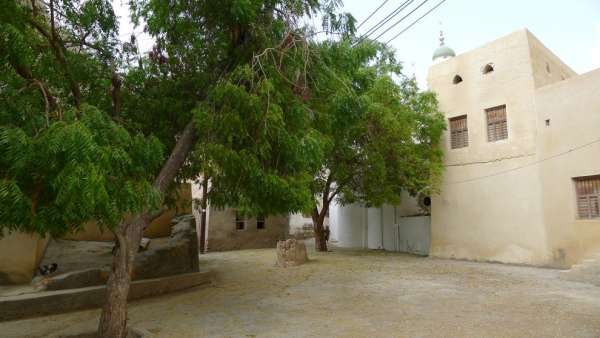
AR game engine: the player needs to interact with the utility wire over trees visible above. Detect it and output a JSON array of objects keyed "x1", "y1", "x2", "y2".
[
  {"x1": 354, "y1": 0, "x2": 415, "y2": 45},
  {"x1": 353, "y1": 0, "x2": 450, "y2": 46}
]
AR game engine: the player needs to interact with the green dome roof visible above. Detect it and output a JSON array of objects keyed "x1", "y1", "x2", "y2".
[{"x1": 432, "y1": 45, "x2": 456, "y2": 61}]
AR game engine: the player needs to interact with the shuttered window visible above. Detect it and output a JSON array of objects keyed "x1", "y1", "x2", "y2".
[
  {"x1": 449, "y1": 115, "x2": 468, "y2": 149},
  {"x1": 486, "y1": 105, "x2": 508, "y2": 142},
  {"x1": 574, "y1": 176, "x2": 600, "y2": 219}
]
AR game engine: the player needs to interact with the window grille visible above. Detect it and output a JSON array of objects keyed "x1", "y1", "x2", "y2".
[
  {"x1": 574, "y1": 176, "x2": 600, "y2": 219},
  {"x1": 486, "y1": 105, "x2": 508, "y2": 142},
  {"x1": 449, "y1": 115, "x2": 469, "y2": 149}
]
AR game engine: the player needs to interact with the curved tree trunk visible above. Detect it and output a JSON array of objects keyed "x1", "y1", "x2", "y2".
[
  {"x1": 312, "y1": 201, "x2": 329, "y2": 252},
  {"x1": 97, "y1": 121, "x2": 198, "y2": 337}
]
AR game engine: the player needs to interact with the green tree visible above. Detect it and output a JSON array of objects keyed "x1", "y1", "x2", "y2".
[
  {"x1": 1, "y1": 0, "x2": 350, "y2": 336},
  {"x1": 305, "y1": 40, "x2": 446, "y2": 251}
]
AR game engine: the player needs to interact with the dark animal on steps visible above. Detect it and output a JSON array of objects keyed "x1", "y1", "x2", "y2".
[{"x1": 38, "y1": 263, "x2": 58, "y2": 276}]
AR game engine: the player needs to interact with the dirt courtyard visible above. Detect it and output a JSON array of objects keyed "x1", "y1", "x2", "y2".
[{"x1": 3, "y1": 245, "x2": 600, "y2": 337}]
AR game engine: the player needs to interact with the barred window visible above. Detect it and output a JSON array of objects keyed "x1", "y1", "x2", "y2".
[
  {"x1": 235, "y1": 212, "x2": 245, "y2": 230},
  {"x1": 449, "y1": 115, "x2": 468, "y2": 149},
  {"x1": 574, "y1": 176, "x2": 600, "y2": 219},
  {"x1": 486, "y1": 105, "x2": 508, "y2": 142}
]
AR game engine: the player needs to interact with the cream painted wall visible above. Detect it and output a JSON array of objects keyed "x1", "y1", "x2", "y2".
[
  {"x1": 428, "y1": 28, "x2": 600, "y2": 267},
  {"x1": 428, "y1": 29, "x2": 549, "y2": 265},
  {"x1": 535, "y1": 68, "x2": 600, "y2": 267}
]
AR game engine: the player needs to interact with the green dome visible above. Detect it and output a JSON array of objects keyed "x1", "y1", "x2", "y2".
[{"x1": 432, "y1": 45, "x2": 455, "y2": 61}]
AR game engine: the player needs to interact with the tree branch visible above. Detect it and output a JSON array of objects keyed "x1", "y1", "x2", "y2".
[
  {"x1": 26, "y1": 14, "x2": 82, "y2": 111},
  {"x1": 111, "y1": 71, "x2": 122, "y2": 117}
]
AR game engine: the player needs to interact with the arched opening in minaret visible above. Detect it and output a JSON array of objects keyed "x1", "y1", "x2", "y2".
[{"x1": 452, "y1": 75, "x2": 463, "y2": 84}]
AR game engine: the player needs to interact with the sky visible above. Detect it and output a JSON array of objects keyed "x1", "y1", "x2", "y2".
[{"x1": 113, "y1": 0, "x2": 600, "y2": 89}]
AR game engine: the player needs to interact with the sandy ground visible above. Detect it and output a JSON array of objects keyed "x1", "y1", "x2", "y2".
[{"x1": 2, "y1": 245, "x2": 600, "y2": 338}]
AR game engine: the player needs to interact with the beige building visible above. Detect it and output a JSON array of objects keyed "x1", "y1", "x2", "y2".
[
  {"x1": 428, "y1": 29, "x2": 600, "y2": 267},
  {"x1": 191, "y1": 182, "x2": 289, "y2": 252}
]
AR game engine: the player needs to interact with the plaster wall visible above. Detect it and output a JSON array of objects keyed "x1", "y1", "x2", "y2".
[
  {"x1": 427, "y1": 29, "x2": 549, "y2": 265},
  {"x1": 329, "y1": 203, "x2": 366, "y2": 248},
  {"x1": 205, "y1": 207, "x2": 288, "y2": 251},
  {"x1": 535, "y1": 68, "x2": 600, "y2": 267},
  {"x1": 63, "y1": 183, "x2": 193, "y2": 241},
  {"x1": 330, "y1": 192, "x2": 424, "y2": 250},
  {"x1": 0, "y1": 230, "x2": 49, "y2": 284}
]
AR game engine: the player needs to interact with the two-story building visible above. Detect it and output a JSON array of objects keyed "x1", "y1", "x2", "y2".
[{"x1": 330, "y1": 29, "x2": 600, "y2": 268}]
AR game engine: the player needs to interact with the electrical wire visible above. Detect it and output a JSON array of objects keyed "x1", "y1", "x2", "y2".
[
  {"x1": 385, "y1": 0, "x2": 448, "y2": 44},
  {"x1": 447, "y1": 137, "x2": 600, "y2": 185},
  {"x1": 356, "y1": 0, "x2": 392, "y2": 29},
  {"x1": 355, "y1": 0, "x2": 415, "y2": 44}
]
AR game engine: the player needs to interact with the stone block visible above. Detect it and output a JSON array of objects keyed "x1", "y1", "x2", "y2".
[{"x1": 276, "y1": 239, "x2": 308, "y2": 267}]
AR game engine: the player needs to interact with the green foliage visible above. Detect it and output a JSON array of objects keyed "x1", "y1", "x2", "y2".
[
  {"x1": 128, "y1": 0, "x2": 341, "y2": 216},
  {"x1": 0, "y1": 1, "x2": 164, "y2": 237},
  {"x1": 194, "y1": 64, "x2": 322, "y2": 215},
  {"x1": 306, "y1": 40, "x2": 446, "y2": 208},
  {"x1": 0, "y1": 105, "x2": 163, "y2": 236}
]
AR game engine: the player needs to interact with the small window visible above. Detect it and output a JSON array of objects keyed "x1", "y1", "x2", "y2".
[
  {"x1": 545, "y1": 62, "x2": 551, "y2": 74},
  {"x1": 452, "y1": 75, "x2": 463, "y2": 84},
  {"x1": 545, "y1": 119, "x2": 551, "y2": 127},
  {"x1": 256, "y1": 215, "x2": 265, "y2": 230},
  {"x1": 449, "y1": 115, "x2": 468, "y2": 149},
  {"x1": 485, "y1": 105, "x2": 508, "y2": 142},
  {"x1": 235, "y1": 212, "x2": 245, "y2": 230},
  {"x1": 482, "y1": 63, "x2": 494, "y2": 74},
  {"x1": 574, "y1": 175, "x2": 600, "y2": 219}
]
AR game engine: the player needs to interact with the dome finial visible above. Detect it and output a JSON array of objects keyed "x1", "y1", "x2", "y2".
[{"x1": 432, "y1": 27, "x2": 455, "y2": 63}]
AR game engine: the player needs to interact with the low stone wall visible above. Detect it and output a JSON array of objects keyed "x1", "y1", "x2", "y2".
[
  {"x1": 0, "y1": 271, "x2": 214, "y2": 322},
  {"x1": 134, "y1": 214, "x2": 200, "y2": 280}
]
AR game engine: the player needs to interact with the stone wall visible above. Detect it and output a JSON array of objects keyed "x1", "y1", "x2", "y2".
[{"x1": 206, "y1": 208, "x2": 288, "y2": 251}]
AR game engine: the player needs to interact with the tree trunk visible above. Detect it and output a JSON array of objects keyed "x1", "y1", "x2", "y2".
[
  {"x1": 97, "y1": 224, "x2": 142, "y2": 337},
  {"x1": 312, "y1": 201, "x2": 329, "y2": 252},
  {"x1": 98, "y1": 120, "x2": 198, "y2": 337},
  {"x1": 199, "y1": 175, "x2": 208, "y2": 254}
]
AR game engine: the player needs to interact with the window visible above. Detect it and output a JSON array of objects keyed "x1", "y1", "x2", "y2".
[
  {"x1": 235, "y1": 212, "x2": 245, "y2": 230},
  {"x1": 485, "y1": 105, "x2": 508, "y2": 142},
  {"x1": 574, "y1": 176, "x2": 600, "y2": 219},
  {"x1": 449, "y1": 115, "x2": 468, "y2": 149},
  {"x1": 256, "y1": 215, "x2": 265, "y2": 230},
  {"x1": 545, "y1": 62, "x2": 551, "y2": 74},
  {"x1": 452, "y1": 75, "x2": 463, "y2": 84},
  {"x1": 482, "y1": 63, "x2": 494, "y2": 74}
]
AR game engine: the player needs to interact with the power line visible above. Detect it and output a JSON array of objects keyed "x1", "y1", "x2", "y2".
[
  {"x1": 385, "y1": 0, "x2": 448, "y2": 44},
  {"x1": 370, "y1": 0, "x2": 431, "y2": 42},
  {"x1": 356, "y1": 0, "x2": 391, "y2": 29},
  {"x1": 354, "y1": 0, "x2": 415, "y2": 46},
  {"x1": 447, "y1": 136, "x2": 600, "y2": 185}
]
